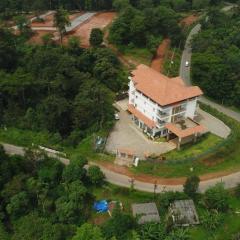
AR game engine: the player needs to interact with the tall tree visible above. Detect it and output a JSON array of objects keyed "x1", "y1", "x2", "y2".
[{"x1": 54, "y1": 7, "x2": 71, "y2": 45}]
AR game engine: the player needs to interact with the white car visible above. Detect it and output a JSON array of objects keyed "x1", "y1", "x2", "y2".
[
  {"x1": 185, "y1": 61, "x2": 189, "y2": 67},
  {"x1": 114, "y1": 113, "x2": 120, "y2": 120}
]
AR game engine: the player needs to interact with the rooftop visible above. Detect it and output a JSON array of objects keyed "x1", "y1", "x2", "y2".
[
  {"x1": 132, "y1": 202, "x2": 160, "y2": 224},
  {"x1": 169, "y1": 200, "x2": 200, "y2": 226},
  {"x1": 165, "y1": 118, "x2": 205, "y2": 138},
  {"x1": 131, "y1": 64, "x2": 203, "y2": 106}
]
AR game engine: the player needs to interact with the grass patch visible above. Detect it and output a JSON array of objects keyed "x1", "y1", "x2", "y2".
[
  {"x1": 164, "y1": 133, "x2": 222, "y2": 161},
  {"x1": 0, "y1": 127, "x2": 63, "y2": 150},
  {"x1": 66, "y1": 134, "x2": 114, "y2": 163},
  {"x1": 163, "y1": 48, "x2": 182, "y2": 77},
  {"x1": 118, "y1": 45, "x2": 153, "y2": 66},
  {"x1": 92, "y1": 183, "x2": 154, "y2": 213}
]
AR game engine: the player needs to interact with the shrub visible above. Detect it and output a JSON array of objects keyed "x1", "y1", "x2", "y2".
[
  {"x1": 88, "y1": 166, "x2": 105, "y2": 185},
  {"x1": 201, "y1": 210, "x2": 223, "y2": 231},
  {"x1": 204, "y1": 183, "x2": 229, "y2": 212},
  {"x1": 183, "y1": 175, "x2": 200, "y2": 198}
]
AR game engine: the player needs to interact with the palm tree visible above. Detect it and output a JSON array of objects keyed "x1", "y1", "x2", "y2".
[{"x1": 54, "y1": 7, "x2": 71, "y2": 45}]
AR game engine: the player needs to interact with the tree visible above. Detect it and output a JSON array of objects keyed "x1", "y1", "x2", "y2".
[
  {"x1": 204, "y1": 183, "x2": 229, "y2": 212},
  {"x1": 14, "y1": 15, "x2": 32, "y2": 37},
  {"x1": 72, "y1": 223, "x2": 105, "y2": 240},
  {"x1": 90, "y1": 28, "x2": 104, "y2": 47},
  {"x1": 54, "y1": 7, "x2": 70, "y2": 45},
  {"x1": 87, "y1": 166, "x2": 105, "y2": 185},
  {"x1": 183, "y1": 175, "x2": 200, "y2": 197},
  {"x1": 6, "y1": 191, "x2": 30, "y2": 218},
  {"x1": 41, "y1": 33, "x2": 54, "y2": 46},
  {"x1": 62, "y1": 157, "x2": 87, "y2": 183},
  {"x1": 102, "y1": 205, "x2": 136, "y2": 239}
]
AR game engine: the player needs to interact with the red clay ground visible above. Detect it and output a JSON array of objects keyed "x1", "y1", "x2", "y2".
[
  {"x1": 150, "y1": 38, "x2": 170, "y2": 72},
  {"x1": 28, "y1": 30, "x2": 57, "y2": 44},
  {"x1": 180, "y1": 14, "x2": 199, "y2": 27},
  {"x1": 93, "y1": 161, "x2": 240, "y2": 186},
  {"x1": 64, "y1": 12, "x2": 116, "y2": 47}
]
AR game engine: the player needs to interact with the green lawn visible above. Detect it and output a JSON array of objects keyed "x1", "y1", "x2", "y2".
[
  {"x1": 164, "y1": 133, "x2": 222, "y2": 161},
  {"x1": 118, "y1": 46, "x2": 153, "y2": 66},
  {"x1": 163, "y1": 48, "x2": 182, "y2": 77}
]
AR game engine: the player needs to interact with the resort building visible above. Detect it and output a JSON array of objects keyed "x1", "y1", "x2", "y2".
[{"x1": 128, "y1": 64, "x2": 204, "y2": 148}]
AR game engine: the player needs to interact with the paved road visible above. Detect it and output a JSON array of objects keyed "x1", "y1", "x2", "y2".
[
  {"x1": 65, "y1": 12, "x2": 96, "y2": 32},
  {"x1": 3, "y1": 142, "x2": 240, "y2": 193},
  {"x1": 12, "y1": 11, "x2": 55, "y2": 30},
  {"x1": 180, "y1": 20, "x2": 240, "y2": 122}
]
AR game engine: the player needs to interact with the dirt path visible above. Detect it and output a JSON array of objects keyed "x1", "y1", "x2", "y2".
[
  {"x1": 150, "y1": 38, "x2": 170, "y2": 72},
  {"x1": 94, "y1": 160, "x2": 240, "y2": 186},
  {"x1": 180, "y1": 14, "x2": 199, "y2": 27}
]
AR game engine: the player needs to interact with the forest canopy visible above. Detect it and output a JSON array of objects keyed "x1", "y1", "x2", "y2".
[
  {"x1": 0, "y1": 28, "x2": 127, "y2": 146},
  {"x1": 191, "y1": 7, "x2": 240, "y2": 107}
]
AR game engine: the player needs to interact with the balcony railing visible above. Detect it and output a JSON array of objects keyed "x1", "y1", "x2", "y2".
[{"x1": 157, "y1": 110, "x2": 169, "y2": 117}]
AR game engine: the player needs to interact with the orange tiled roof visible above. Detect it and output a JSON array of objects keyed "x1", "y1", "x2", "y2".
[
  {"x1": 131, "y1": 64, "x2": 203, "y2": 106},
  {"x1": 165, "y1": 122, "x2": 205, "y2": 138},
  {"x1": 128, "y1": 104, "x2": 156, "y2": 129}
]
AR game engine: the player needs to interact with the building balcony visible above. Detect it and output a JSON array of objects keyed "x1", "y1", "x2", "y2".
[{"x1": 157, "y1": 110, "x2": 169, "y2": 118}]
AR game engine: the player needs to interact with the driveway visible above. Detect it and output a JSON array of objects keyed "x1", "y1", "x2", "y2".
[
  {"x1": 196, "y1": 108, "x2": 230, "y2": 139},
  {"x1": 105, "y1": 99, "x2": 175, "y2": 159}
]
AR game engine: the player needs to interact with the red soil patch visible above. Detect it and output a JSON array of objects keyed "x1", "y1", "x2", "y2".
[
  {"x1": 31, "y1": 13, "x2": 55, "y2": 27},
  {"x1": 65, "y1": 12, "x2": 116, "y2": 47},
  {"x1": 180, "y1": 14, "x2": 199, "y2": 27},
  {"x1": 151, "y1": 38, "x2": 170, "y2": 72},
  {"x1": 28, "y1": 30, "x2": 57, "y2": 44},
  {"x1": 92, "y1": 161, "x2": 240, "y2": 186}
]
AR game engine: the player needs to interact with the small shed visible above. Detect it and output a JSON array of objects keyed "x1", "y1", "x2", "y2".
[
  {"x1": 132, "y1": 202, "x2": 160, "y2": 224},
  {"x1": 169, "y1": 200, "x2": 200, "y2": 226}
]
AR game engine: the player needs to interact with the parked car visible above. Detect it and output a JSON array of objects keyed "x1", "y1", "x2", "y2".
[{"x1": 114, "y1": 113, "x2": 120, "y2": 120}]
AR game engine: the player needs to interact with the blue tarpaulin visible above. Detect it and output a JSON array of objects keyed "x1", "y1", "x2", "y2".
[{"x1": 93, "y1": 200, "x2": 108, "y2": 213}]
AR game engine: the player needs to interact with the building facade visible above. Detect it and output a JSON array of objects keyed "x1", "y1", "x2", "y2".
[{"x1": 128, "y1": 64, "x2": 203, "y2": 138}]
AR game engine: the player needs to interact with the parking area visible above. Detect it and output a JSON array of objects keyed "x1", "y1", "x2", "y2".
[{"x1": 105, "y1": 99, "x2": 176, "y2": 159}]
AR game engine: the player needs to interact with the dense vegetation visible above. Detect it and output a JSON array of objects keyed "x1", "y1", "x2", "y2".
[
  {"x1": 109, "y1": 2, "x2": 183, "y2": 53},
  {"x1": 1, "y1": 149, "x2": 240, "y2": 240},
  {"x1": 0, "y1": 28, "x2": 127, "y2": 147},
  {"x1": 0, "y1": 0, "x2": 113, "y2": 17},
  {"x1": 192, "y1": 6, "x2": 240, "y2": 107}
]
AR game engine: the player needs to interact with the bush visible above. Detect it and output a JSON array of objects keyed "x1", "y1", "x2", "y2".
[
  {"x1": 201, "y1": 210, "x2": 223, "y2": 231},
  {"x1": 204, "y1": 183, "x2": 229, "y2": 212},
  {"x1": 235, "y1": 183, "x2": 240, "y2": 198},
  {"x1": 157, "y1": 191, "x2": 188, "y2": 214},
  {"x1": 88, "y1": 166, "x2": 105, "y2": 185},
  {"x1": 183, "y1": 175, "x2": 200, "y2": 198}
]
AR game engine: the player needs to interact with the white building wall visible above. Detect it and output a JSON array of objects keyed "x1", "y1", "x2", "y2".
[
  {"x1": 128, "y1": 78, "x2": 199, "y2": 137},
  {"x1": 185, "y1": 98, "x2": 197, "y2": 119}
]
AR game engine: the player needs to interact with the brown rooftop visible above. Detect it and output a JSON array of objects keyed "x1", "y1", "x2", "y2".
[
  {"x1": 165, "y1": 118, "x2": 205, "y2": 138},
  {"x1": 131, "y1": 64, "x2": 203, "y2": 106}
]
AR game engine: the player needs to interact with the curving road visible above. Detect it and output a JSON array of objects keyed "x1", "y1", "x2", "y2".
[
  {"x1": 3, "y1": 142, "x2": 240, "y2": 193},
  {"x1": 180, "y1": 7, "x2": 240, "y2": 122}
]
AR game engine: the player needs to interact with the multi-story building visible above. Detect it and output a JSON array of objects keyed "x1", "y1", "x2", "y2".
[{"x1": 128, "y1": 64, "x2": 204, "y2": 145}]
